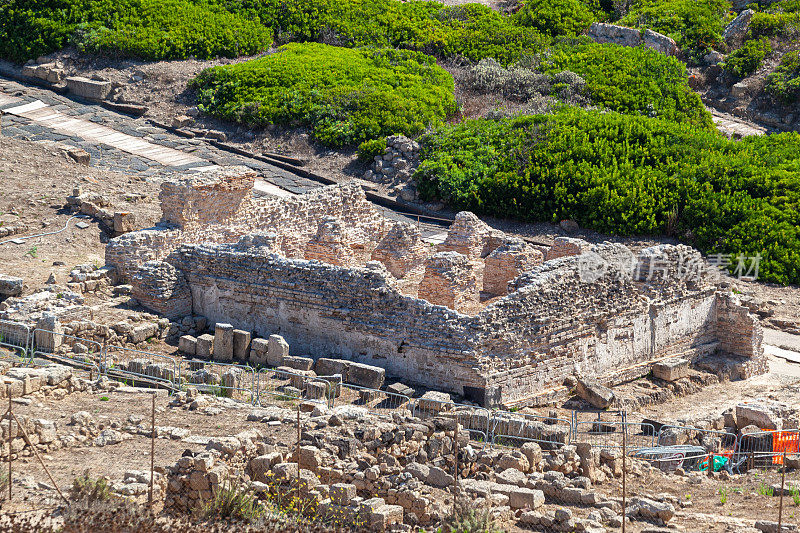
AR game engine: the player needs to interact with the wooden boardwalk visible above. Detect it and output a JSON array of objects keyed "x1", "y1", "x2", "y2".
[{"x1": 3, "y1": 98, "x2": 205, "y2": 167}]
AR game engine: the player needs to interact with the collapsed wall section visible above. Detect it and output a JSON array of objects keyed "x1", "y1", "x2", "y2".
[
  {"x1": 106, "y1": 170, "x2": 384, "y2": 281},
  {"x1": 170, "y1": 243, "x2": 486, "y2": 395}
]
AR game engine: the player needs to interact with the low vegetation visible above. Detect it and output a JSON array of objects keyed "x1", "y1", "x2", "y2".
[
  {"x1": 766, "y1": 50, "x2": 800, "y2": 103},
  {"x1": 414, "y1": 108, "x2": 800, "y2": 284},
  {"x1": 721, "y1": 38, "x2": 772, "y2": 78},
  {"x1": 0, "y1": 0, "x2": 273, "y2": 62},
  {"x1": 192, "y1": 43, "x2": 457, "y2": 147},
  {"x1": 618, "y1": 0, "x2": 730, "y2": 56}
]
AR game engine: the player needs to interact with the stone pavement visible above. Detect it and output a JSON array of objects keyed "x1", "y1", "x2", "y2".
[{"x1": 0, "y1": 75, "x2": 449, "y2": 239}]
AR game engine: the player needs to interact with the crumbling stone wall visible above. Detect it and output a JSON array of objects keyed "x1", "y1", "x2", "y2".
[
  {"x1": 106, "y1": 168, "x2": 385, "y2": 282},
  {"x1": 114, "y1": 173, "x2": 766, "y2": 407}
]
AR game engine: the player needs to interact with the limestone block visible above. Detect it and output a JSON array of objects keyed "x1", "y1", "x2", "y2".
[
  {"x1": 575, "y1": 378, "x2": 614, "y2": 409},
  {"x1": 347, "y1": 362, "x2": 385, "y2": 389},
  {"x1": 736, "y1": 402, "x2": 782, "y2": 431},
  {"x1": 249, "y1": 338, "x2": 269, "y2": 365},
  {"x1": 369, "y1": 504, "x2": 404, "y2": 532},
  {"x1": 652, "y1": 358, "x2": 689, "y2": 382},
  {"x1": 315, "y1": 358, "x2": 350, "y2": 379},
  {"x1": 65, "y1": 76, "x2": 112, "y2": 100},
  {"x1": 306, "y1": 381, "x2": 329, "y2": 401},
  {"x1": 213, "y1": 323, "x2": 234, "y2": 362},
  {"x1": 179, "y1": 335, "x2": 197, "y2": 356},
  {"x1": 35, "y1": 313, "x2": 62, "y2": 353},
  {"x1": 267, "y1": 335, "x2": 289, "y2": 367},
  {"x1": 196, "y1": 334, "x2": 214, "y2": 358},
  {"x1": 233, "y1": 329, "x2": 251, "y2": 361},
  {"x1": 130, "y1": 322, "x2": 158, "y2": 344},
  {"x1": 113, "y1": 212, "x2": 137, "y2": 234},
  {"x1": 507, "y1": 488, "x2": 545, "y2": 510},
  {"x1": 330, "y1": 483, "x2": 357, "y2": 506},
  {"x1": 0, "y1": 274, "x2": 23, "y2": 297},
  {"x1": 386, "y1": 382, "x2": 414, "y2": 397},
  {"x1": 282, "y1": 355, "x2": 314, "y2": 372}
]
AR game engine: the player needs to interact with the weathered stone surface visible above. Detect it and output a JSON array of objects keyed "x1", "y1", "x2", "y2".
[
  {"x1": 232, "y1": 329, "x2": 251, "y2": 361},
  {"x1": 575, "y1": 377, "x2": 615, "y2": 409},
  {"x1": 347, "y1": 362, "x2": 385, "y2": 389},
  {"x1": 196, "y1": 334, "x2": 214, "y2": 358},
  {"x1": 652, "y1": 358, "x2": 689, "y2": 382},
  {"x1": 724, "y1": 9, "x2": 754, "y2": 45},
  {"x1": 65, "y1": 76, "x2": 112, "y2": 100},
  {"x1": 283, "y1": 355, "x2": 314, "y2": 372},
  {"x1": 0, "y1": 274, "x2": 23, "y2": 297},
  {"x1": 213, "y1": 323, "x2": 234, "y2": 362},
  {"x1": 267, "y1": 335, "x2": 289, "y2": 367},
  {"x1": 179, "y1": 335, "x2": 197, "y2": 356},
  {"x1": 113, "y1": 211, "x2": 137, "y2": 234},
  {"x1": 588, "y1": 23, "x2": 678, "y2": 56}
]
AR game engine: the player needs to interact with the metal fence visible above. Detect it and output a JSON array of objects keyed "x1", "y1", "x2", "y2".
[
  {"x1": 489, "y1": 410, "x2": 571, "y2": 449},
  {"x1": 0, "y1": 319, "x2": 31, "y2": 360},
  {"x1": 573, "y1": 420, "x2": 657, "y2": 451},
  {"x1": 4, "y1": 319, "x2": 800, "y2": 470}
]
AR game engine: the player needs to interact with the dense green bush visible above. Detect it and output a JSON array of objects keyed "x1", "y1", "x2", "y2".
[
  {"x1": 414, "y1": 108, "x2": 800, "y2": 284},
  {"x1": 532, "y1": 41, "x2": 712, "y2": 127},
  {"x1": 357, "y1": 138, "x2": 387, "y2": 162},
  {"x1": 0, "y1": 0, "x2": 272, "y2": 62},
  {"x1": 222, "y1": 0, "x2": 547, "y2": 65},
  {"x1": 192, "y1": 43, "x2": 457, "y2": 147},
  {"x1": 514, "y1": 0, "x2": 597, "y2": 37},
  {"x1": 619, "y1": 0, "x2": 729, "y2": 54},
  {"x1": 721, "y1": 38, "x2": 772, "y2": 78},
  {"x1": 76, "y1": 0, "x2": 273, "y2": 60},
  {"x1": 766, "y1": 50, "x2": 800, "y2": 103}
]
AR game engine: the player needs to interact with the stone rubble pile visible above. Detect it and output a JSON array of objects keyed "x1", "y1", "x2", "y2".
[{"x1": 363, "y1": 135, "x2": 421, "y2": 201}]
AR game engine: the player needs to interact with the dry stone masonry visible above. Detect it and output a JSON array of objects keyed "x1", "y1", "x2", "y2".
[{"x1": 108, "y1": 168, "x2": 766, "y2": 407}]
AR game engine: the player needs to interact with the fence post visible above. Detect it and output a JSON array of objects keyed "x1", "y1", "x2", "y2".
[
  {"x1": 621, "y1": 425, "x2": 626, "y2": 533},
  {"x1": 7, "y1": 388, "x2": 11, "y2": 503},
  {"x1": 778, "y1": 451, "x2": 785, "y2": 531},
  {"x1": 296, "y1": 402, "x2": 301, "y2": 490},
  {"x1": 149, "y1": 392, "x2": 155, "y2": 506},
  {"x1": 453, "y1": 422, "x2": 459, "y2": 495}
]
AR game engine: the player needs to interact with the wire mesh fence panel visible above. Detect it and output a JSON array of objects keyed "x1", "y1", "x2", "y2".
[
  {"x1": 411, "y1": 398, "x2": 490, "y2": 444},
  {"x1": 332, "y1": 382, "x2": 413, "y2": 418},
  {"x1": 179, "y1": 359, "x2": 256, "y2": 404},
  {"x1": 256, "y1": 367, "x2": 317, "y2": 408},
  {"x1": 0, "y1": 320, "x2": 32, "y2": 363},
  {"x1": 573, "y1": 421, "x2": 656, "y2": 451},
  {"x1": 105, "y1": 345, "x2": 180, "y2": 389},
  {"x1": 489, "y1": 410, "x2": 571, "y2": 450},
  {"x1": 738, "y1": 430, "x2": 800, "y2": 471},
  {"x1": 31, "y1": 329, "x2": 101, "y2": 378},
  {"x1": 654, "y1": 425, "x2": 739, "y2": 471}
]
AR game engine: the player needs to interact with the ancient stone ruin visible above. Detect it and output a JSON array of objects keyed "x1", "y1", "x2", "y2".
[{"x1": 107, "y1": 168, "x2": 765, "y2": 407}]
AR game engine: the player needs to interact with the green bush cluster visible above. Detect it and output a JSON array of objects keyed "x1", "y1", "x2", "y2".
[
  {"x1": 619, "y1": 0, "x2": 729, "y2": 55},
  {"x1": 766, "y1": 50, "x2": 800, "y2": 103},
  {"x1": 192, "y1": 43, "x2": 457, "y2": 147},
  {"x1": 357, "y1": 138, "x2": 387, "y2": 162},
  {"x1": 0, "y1": 0, "x2": 272, "y2": 62},
  {"x1": 514, "y1": 0, "x2": 598, "y2": 37},
  {"x1": 721, "y1": 38, "x2": 772, "y2": 78},
  {"x1": 414, "y1": 108, "x2": 800, "y2": 284},
  {"x1": 534, "y1": 41, "x2": 712, "y2": 128}
]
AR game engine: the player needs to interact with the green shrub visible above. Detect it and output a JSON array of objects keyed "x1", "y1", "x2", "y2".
[
  {"x1": 357, "y1": 138, "x2": 387, "y2": 162},
  {"x1": 0, "y1": 0, "x2": 272, "y2": 62},
  {"x1": 766, "y1": 50, "x2": 800, "y2": 103},
  {"x1": 70, "y1": 471, "x2": 113, "y2": 503},
  {"x1": 192, "y1": 43, "x2": 457, "y2": 147},
  {"x1": 721, "y1": 38, "x2": 772, "y2": 78},
  {"x1": 514, "y1": 0, "x2": 598, "y2": 37},
  {"x1": 414, "y1": 107, "x2": 800, "y2": 284},
  {"x1": 222, "y1": 0, "x2": 548, "y2": 65},
  {"x1": 203, "y1": 478, "x2": 264, "y2": 522},
  {"x1": 533, "y1": 40, "x2": 712, "y2": 127},
  {"x1": 76, "y1": 0, "x2": 274, "y2": 60},
  {"x1": 619, "y1": 0, "x2": 729, "y2": 54}
]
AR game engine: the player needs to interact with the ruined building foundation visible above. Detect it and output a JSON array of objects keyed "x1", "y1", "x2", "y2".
[{"x1": 106, "y1": 168, "x2": 766, "y2": 407}]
